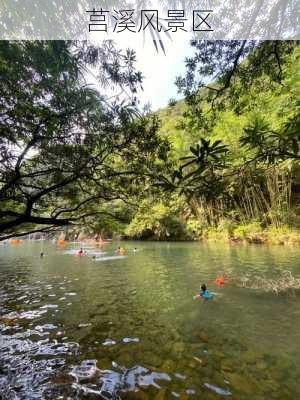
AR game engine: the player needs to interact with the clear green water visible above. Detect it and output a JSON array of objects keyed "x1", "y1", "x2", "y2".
[{"x1": 0, "y1": 241, "x2": 300, "y2": 399}]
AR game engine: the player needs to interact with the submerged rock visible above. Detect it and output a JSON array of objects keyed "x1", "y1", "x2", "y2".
[
  {"x1": 103, "y1": 339, "x2": 117, "y2": 346},
  {"x1": 204, "y1": 383, "x2": 232, "y2": 396},
  {"x1": 71, "y1": 359, "x2": 98, "y2": 381},
  {"x1": 78, "y1": 323, "x2": 92, "y2": 328},
  {"x1": 123, "y1": 337, "x2": 140, "y2": 344}
]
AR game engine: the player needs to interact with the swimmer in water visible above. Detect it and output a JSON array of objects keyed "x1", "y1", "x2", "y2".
[
  {"x1": 78, "y1": 248, "x2": 85, "y2": 256},
  {"x1": 200, "y1": 284, "x2": 214, "y2": 299},
  {"x1": 194, "y1": 284, "x2": 214, "y2": 300},
  {"x1": 115, "y1": 247, "x2": 125, "y2": 254},
  {"x1": 40, "y1": 252, "x2": 44, "y2": 258}
]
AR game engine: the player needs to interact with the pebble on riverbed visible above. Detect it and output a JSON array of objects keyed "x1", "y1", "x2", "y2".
[{"x1": 78, "y1": 323, "x2": 92, "y2": 328}]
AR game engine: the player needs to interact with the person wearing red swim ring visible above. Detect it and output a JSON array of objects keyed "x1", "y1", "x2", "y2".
[{"x1": 215, "y1": 274, "x2": 227, "y2": 286}]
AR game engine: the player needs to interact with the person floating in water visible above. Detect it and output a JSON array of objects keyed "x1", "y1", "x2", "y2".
[
  {"x1": 194, "y1": 284, "x2": 214, "y2": 300},
  {"x1": 115, "y1": 247, "x2": 125, "y2": 254},
  {"x1": 77, "y1": 248, "x2": 85, "y2": 256},
  {"x1": 40, "y1": 252, "x2": 44, "y2": 258}
]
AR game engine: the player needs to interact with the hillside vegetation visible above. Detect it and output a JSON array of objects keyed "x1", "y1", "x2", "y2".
[
  {"x1": 1, "y1": 41, "x2": 299, "y2": 244},
  {"x1": 124, "y1": 42, "x2": 300, "y2": 244}
]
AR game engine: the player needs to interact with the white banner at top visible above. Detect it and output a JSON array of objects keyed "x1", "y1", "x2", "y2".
[{"x1": 0, "y1": 0, "x2": 299, "y2": 42}]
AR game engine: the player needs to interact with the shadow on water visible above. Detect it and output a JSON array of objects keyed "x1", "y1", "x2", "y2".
[{"x1": 0, "y1": 241, "x2": 300, "y2": 399}]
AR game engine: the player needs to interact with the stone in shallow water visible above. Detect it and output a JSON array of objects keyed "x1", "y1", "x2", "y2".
[
  {"x1": 71, "y1": 359, "x2": 98, "y2": 381},
  {"x1": 123, "y1": 337, "x2": 140, "y2": 344},
  {"x1": 78, "y1": 323, "x2": 92, "y2": 328},
  {"x1": 40, "y1": 304, "x2": 58, "y2": 309},
  {"x1": 174, "y1": 373, "x2": 186, "y2": 380},
  {"x1": 185, "y1": 389, "x2": 196, "y2": 395},
  {"x1": 0, "y1": 311, "x2": 20, "y2": 321},
  {"x1": 103, "y1": 339, "x2": 117, "y2": 346},
  {"x1": 204, "y1": 383, "x2": 232, "y2": 396},
  {"x1": 98, "y1": 370, "x2": 122, "y2": 398},
  {"x1": 35, "y1": 324, "x2": 57, "y2": 332}
]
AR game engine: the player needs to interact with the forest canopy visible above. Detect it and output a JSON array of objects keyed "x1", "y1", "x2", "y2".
[
  {"x1": 0, "y1": 40, "x2": 299, "y2": 243},
  {"x1": 0, "y1": 40, "x2": 170, "y2": 240}
]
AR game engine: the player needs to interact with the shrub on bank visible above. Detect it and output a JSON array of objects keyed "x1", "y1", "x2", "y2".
[
  {"x1": 266, "y1": 226, "x2": 300, "y2": 245},
  {"x1": 232, "y1": 222, "x2": 264, "y2": 243}
]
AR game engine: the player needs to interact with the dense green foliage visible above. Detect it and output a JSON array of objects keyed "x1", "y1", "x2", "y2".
[
  {"x1": 124, "y1": 41, "x2": 300, "y2": 243},
  {"x1": 0, "y1": 41, "x2": 170, "y2": 240},
  {"x1": 1, "y1": 40, "x2": 299, "y2": 243}
]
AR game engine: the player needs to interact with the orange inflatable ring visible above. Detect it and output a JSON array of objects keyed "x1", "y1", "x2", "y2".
[
  {"x1": 10, "y1": 239, "x2": 22, "y2": 245},
  {"x1": 215, "y1": 277, "x2": 226, "y2": 286}
]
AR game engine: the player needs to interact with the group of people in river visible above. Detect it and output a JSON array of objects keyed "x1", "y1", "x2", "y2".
[
  {"x1": 43, "y1": 239, "x2": 222, "y2": 301},
  {"x1": 115, "y1": 246, "x2": 138, "y2": 254},
  {"x1": 75, "y1": 246, "x2": 138, "y2": 258}
]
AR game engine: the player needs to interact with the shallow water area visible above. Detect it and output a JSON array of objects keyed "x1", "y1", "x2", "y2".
[{"x1": 0, "y1": 240, "x2": 300, "y2": 399}]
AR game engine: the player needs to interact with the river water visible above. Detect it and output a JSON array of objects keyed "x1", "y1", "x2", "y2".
[{"x1": 0, "y1": 241, "x2": 299, "y2": 399}]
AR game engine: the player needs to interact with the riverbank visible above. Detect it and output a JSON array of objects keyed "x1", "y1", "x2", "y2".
[
  {"x1": 120, "y1": 221, "x2": 300, "y2": 246},
  {"x1": 47, "y1": 224, "x2": 300, "y2": 247},
  {"x1": 202, "y1": 224, "x2": 300, "y2": 245}
]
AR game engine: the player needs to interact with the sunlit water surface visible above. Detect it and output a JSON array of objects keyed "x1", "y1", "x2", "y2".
[{"x1": 0, "y1": 241, "x2": 299, "y2": 400}]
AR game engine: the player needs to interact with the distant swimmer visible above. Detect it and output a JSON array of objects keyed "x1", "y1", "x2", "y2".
[
  {"x1": 133, "y1": 248, "x2": 138, "y2": 253},
  {"x1": 40, "y1": 252, "x2": 44, "y2": 258},
  {"x1": 194, "y1": 284, "x2": 214, "y2": 300},
  {"x1": 77, "y1": 248, "x2": 85, "y2": 256},
  {"x1": 115, "y1": 247, "x2": 125, "y2": 254}
]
